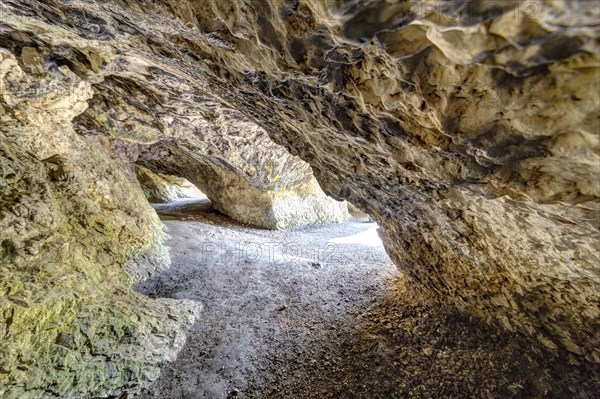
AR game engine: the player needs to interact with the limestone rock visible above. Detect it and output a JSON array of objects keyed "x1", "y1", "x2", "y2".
[
  {"x1": 134, "y1": 105, "x2": 350, "y2": 229},
  {"x1": 135, "y1": 164, "x2": 197, "y2": 203},
  {"x1": 73, "y1": 73, "x2": 349, "y2": 228},
  {"x1": 0, "y1": 0, "x2": 599, "y2": 396},
  {"x1": 0, "y1": 48, "x2": 198, "y2": 398}
]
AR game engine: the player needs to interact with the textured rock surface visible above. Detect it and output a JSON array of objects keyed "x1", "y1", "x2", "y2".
[
  {"x1": 0, "y1": 47, "x2": 199, "y2": 398},
  {"x1": 132, "y1": 105, "x2": 350, "y2": 229},
  {"x1": 67, "y1": 42, "x2": 349, "y2": 228},
  {"x1": 135, "y1": 165, "x2": 198, "y2": 203},
  {"x1": 1, "y1": 0, "x2": 599, "y2": 396}
]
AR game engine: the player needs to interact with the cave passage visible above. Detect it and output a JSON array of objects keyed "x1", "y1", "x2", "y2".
[
  {"x1": 134, "y1": 201, "x2": 594, "y2": 398},
  {"x1": 175, "y1": 182, "x2": 206, "y2": 201},
  {"x1": 1, "y1": 0, "x2": 599, "y2": 397}
]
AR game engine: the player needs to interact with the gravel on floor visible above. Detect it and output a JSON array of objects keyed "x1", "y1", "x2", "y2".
[{"x1": 136, "y1": 199, "x2": 599, "y2": 399}]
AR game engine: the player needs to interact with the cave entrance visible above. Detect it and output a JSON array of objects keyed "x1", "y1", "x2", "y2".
[
  {"x1": 134, "y1": 164, "x2": 216, "y2": 221},
  {"x1": 135, "y1": 164, "x2": 207, "y2": 203}
]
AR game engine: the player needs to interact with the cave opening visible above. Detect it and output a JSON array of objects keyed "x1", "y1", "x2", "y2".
[
  {"x1": 1, "y1": 0, "x2": 599, "y2": 398},
  {"x1": 135, "y1": 164, "x2": 208, "y2": 204}
]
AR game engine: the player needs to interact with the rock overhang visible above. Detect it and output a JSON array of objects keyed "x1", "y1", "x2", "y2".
[{"x1": 0, "y1": 0, "x2": 599, "y2": 396}]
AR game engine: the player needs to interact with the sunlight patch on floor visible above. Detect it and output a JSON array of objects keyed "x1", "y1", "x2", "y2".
[{"x1": 328, "y1": 225, "x2": 383, "y2": 247}]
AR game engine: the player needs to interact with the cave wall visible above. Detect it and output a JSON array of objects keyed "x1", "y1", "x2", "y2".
[
  {"x1": 0, "y1": 0, "x2": 599, "y2": 395},
  {"x1": 0, "y1": 45, "x2": 198, "y2": 398}
]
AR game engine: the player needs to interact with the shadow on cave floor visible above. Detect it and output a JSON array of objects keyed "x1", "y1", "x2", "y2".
[
  {"x1": 151, "y1": 198, "x2": 219, "y2": 221},
  {"x1": 136, "y1": 203, "x2": 599, "y2": 399},
  {"x1": 151, "y1": 198, "x2": 275, "y2": 229}
]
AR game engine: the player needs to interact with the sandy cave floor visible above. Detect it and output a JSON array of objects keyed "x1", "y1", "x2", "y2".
[{"x1": 135, "y1": 199, "x2": 599, "y2": 399}]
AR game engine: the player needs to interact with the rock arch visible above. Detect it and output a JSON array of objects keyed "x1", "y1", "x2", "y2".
[{"x1": 0, "y1": 0, "x2": 599, "y2": 396}]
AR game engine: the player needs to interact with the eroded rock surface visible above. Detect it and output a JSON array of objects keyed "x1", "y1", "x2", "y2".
[
  {"x1": 70, "y1": 47, "x2": 349, "y2": 229},
  {"x1": 131, "y1": 105, "x2": 350, "y2": 229},
  {"x1": 1, "y1": 0, "x2": 599, "y2": 396},
  {"x1": 135, "y1": 165, "x2": 199, "y2": 203},
  {"x1": 0, "y1": 48, "x2": 198, "y2": 398}
]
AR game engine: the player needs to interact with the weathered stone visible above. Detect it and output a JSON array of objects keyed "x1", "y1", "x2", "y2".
[
  {"x1": 72, "y1": 55, "x2": 349, "y2": 229},
  {"x1": 134, "y1": 108, "x2": 350, "y2": 229},
  {"x1": 0, "y1": 49, "x2": 198, "y2": 398},
  {"x1": 0, "y1": 0, "x2": 599, "y2": 396},
  {"x1": 135, "y1": 165, "x2": 197, "y2": 203}
]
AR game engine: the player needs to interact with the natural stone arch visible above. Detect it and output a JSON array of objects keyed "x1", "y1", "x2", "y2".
[
  {"x1": 135, "y1": 0, "x2": 599, "y2": 357},
  {"x1": 138, "y1": 140, "x2": 350, "y2": 229},
  {"x1": 135, "y1": 164, "x2": 202, "y2": 203},
  {"x1": 75, "y1": 76, "x2": 349, "y2": 229},
  {"x1": 0, "y1": 0, "x2": 599, "y2": 397}
]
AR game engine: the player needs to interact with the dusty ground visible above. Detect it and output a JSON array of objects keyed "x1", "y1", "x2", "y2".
[{"x1": 136, "y1": 199, "x2": 599, "y2": 399}]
